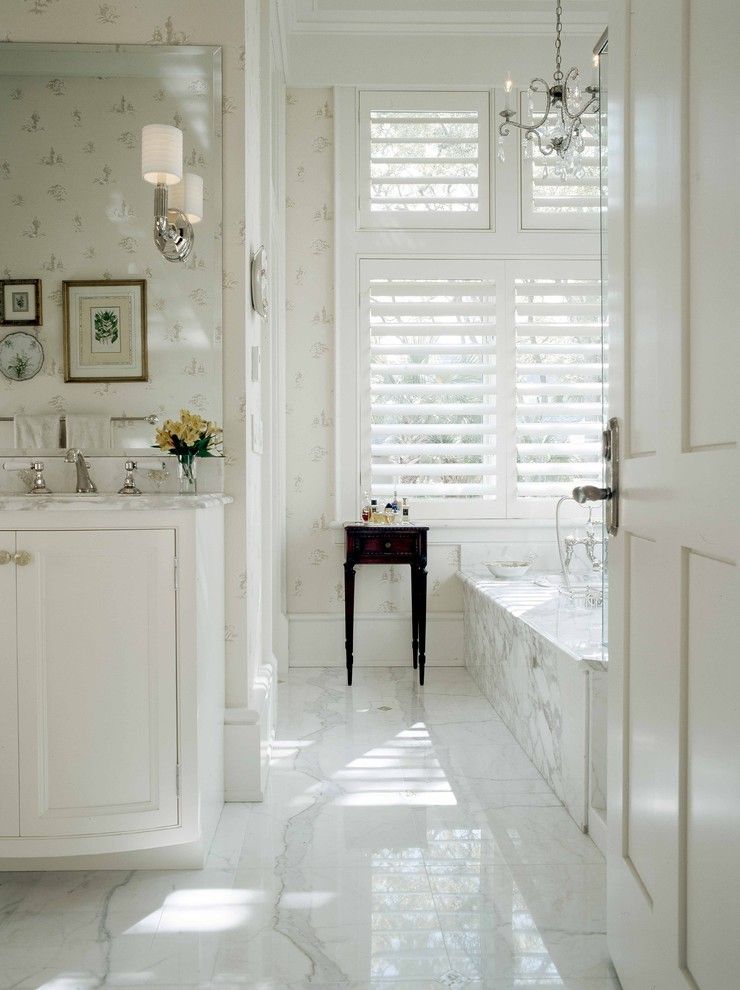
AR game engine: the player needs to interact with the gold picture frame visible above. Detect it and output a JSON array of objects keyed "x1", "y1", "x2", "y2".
[
  {"x1": 1, "y1": 278, "x2": 42, "y2": 327},
  {"x1": 63, "y1": 279, "x2": 148, "y2": 383}
]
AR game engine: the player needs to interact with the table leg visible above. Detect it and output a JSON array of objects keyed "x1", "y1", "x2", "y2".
[
  {"x1": 344, "y1": 561, "x2": 355, "y2": 686},
  {"x1": 411, "y1": 564, "x2": 419, "y2": 670},
  {"x1": 418, "y1": 565, "x2": 427, "y2": 686}
]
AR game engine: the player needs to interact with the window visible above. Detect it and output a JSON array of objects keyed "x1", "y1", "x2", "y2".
[
  {"x1": 511, "y1": 265, "x2": 603, "y2": 506},
  {"x1": 358, "y1": 91, "x2": 491, "y2": 229},
  {"x1": 361, "y1": 259, "x2": 500, "y2": 518},
  {"x1": 519, "y1": 93, "x2": 600, "y2": 230},
  {"x1": 335, "y1": 86, "x2": 602, "y2": 522},
  {"x1": 359, "y1": 259, "x2": 601, "y2": 519}
]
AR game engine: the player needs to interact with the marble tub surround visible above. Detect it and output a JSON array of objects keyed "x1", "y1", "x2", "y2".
[
  {"x1": 0, "y1": 454, "x2": 224, "y2": 497},
  {"x1": 460, "y1": 569, "x2": 607, "y2": 835},
  {"x1": 0, "y1": 667, "x2": 616, "y2": 989},
  {"x1": 459, "y1": 569, "x2": 606, "y2": 669}
]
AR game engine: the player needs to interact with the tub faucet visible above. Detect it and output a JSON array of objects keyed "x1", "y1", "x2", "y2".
[
  {"x1": 564, "y1": 522, "x2": 603, "y2": 572},
  {"x1": 65, "y1": 448, "x2": 97, "y2": 493}
]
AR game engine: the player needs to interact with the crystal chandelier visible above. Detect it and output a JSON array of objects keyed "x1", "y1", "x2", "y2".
[{"x1": 497, "y1": 0, "x2": 600, "y2": 168}]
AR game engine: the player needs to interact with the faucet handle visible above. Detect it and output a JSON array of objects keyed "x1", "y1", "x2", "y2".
[
  {"x1": 29, "y1": 461, "x2": 52, "y2": 495},
  {"x1": 118, "y1": 459, "x2": 142, "y2": 496}
]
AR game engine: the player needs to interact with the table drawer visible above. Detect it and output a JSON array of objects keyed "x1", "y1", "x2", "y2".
[{"x1": 349, "y1": 532, "x2": 419, "y2": 557}]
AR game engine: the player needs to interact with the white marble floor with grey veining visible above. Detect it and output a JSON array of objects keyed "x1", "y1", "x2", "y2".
[{"x1": 0, "y1": 667, "x2": 620, "y2": 990}]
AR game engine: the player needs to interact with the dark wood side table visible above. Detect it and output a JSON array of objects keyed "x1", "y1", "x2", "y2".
[{"x1": 344, "y1": 524, "x2": 429, "y2": 687}]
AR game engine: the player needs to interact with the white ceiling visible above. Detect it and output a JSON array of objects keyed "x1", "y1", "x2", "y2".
[{"x1": 284, "y1": 0, "x2": 608, "y2": 35}]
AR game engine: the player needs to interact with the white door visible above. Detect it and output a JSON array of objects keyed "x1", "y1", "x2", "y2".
[
  {"x1": 608, "y1": 2, "x2": 740, "y2": 988},
  {"x1": 0, "y1": 532, "x2": 19, "y2": 837},
  {"x1": 16, "y1": 529, "x2": 179, "y2": 837}
]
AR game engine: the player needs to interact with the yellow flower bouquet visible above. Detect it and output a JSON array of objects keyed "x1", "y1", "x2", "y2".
[{"x1": 155, "y1": 409, "x2": 222, "y2": 494}]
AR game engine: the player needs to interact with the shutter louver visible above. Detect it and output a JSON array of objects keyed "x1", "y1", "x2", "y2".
[
  {"x1": 359, "y1": 92, "x2": 490, "y2": 229},
  {"x1": 366, "y1": 264, "x2": 498, "y2": 503},
  {"x1": 520, "y1": 93, "x2": 601, "y2": 230},
  {"x1": 514, "y1": 276, "x2": 604, "y2": 500}
]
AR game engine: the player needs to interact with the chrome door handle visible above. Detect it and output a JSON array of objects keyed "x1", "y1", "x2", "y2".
[
  {"x1": 0, "y1": 550, "x2": 12, "y2": 565},
  {"x1": 14, "y1": 551, "x2": 32, "y2": 566},
  {"x1": 573, "y1": 417, "x2": 620, "y2": 536},
  {"x1": 572, "y1": 485, "x2": 611, "y2": 503}
]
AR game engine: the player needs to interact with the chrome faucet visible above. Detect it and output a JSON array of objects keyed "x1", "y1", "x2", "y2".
[
  {"x1": 65, "y1": 448, "x2": 97, "y2": 493},
  {"x1": 563, "y1": 519, "x2": 603, "y2": 572}
]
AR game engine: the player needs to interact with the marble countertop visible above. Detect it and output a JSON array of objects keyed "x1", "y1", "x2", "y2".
[
  {"x1": 0, "y1": 492, "x2": 232, "y2": 511},
  {"x1": 459, "y1": 566, "x2": 608, "y2": 670}
]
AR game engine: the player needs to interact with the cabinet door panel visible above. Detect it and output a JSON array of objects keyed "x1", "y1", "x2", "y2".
[
  {"x1": 0, "y1": 532, "x2": 19, "y2": 836},
  {"x1": 16, "y1": 529, "x2": 178, "y2": 837}
]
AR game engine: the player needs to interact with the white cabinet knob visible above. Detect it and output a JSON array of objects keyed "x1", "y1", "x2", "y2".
[
  {"x1": 14, "y1": 551, "x2": 32, "y2": 566},
  {"x1": 0, "y1": 550, "x2": 12, "y2": 565}
]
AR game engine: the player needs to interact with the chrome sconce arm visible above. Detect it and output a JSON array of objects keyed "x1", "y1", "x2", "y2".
[
  {"x1": 153, "y1": 182, "x2": 193, "y2": 264},
  {"x1": 141, "y1": 124, "x2": 202, "y2": 263}
]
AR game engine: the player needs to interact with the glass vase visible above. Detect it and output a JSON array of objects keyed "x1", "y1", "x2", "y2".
[{"x1": 177, "y1": 453, "x2": 198, "y2": 495}]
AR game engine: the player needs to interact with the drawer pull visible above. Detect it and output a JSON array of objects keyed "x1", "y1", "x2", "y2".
[
  {"x1": 0, "y1": 550, "x2": 12, "y2": 565},
  {"x1": 384, "y1": 541, "x2": 391, "y2": 549},
  {"x1": 14, "y1": 551, "x2": 32, "y2": 566}
]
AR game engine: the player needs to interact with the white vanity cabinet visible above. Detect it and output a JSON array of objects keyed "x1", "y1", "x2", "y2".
[{"x1": 0, "y1": 494, "x2": 229, "y2": 869}]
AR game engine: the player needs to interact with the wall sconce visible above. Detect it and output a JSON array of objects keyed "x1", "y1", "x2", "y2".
[{"x1": 141, "y1": 124, "x2": 203, "y2": 263}]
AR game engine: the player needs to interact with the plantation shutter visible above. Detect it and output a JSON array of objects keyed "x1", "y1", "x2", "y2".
[
  {"x1": 361, "y1": 259, "x2": 502, "y2": 518},
  {"x1": 511, "y1": 263, "x2": 604, "y2": 505},
  {"x1": 358, "y1": 91, "x2": 490, "y2": 230},
  {"x1": 519, "y1": 93, "x2": 601, "y2": 230}
]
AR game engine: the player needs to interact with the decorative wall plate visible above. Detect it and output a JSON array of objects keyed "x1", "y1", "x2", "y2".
[{"x1": 0, "y1": 331, "x2": 45, "y2": 381}]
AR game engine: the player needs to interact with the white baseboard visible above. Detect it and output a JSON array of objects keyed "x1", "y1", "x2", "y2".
[
  {"x1": 224, "y1": 658, "x2": 276, "y2": 802},
  {"x1": 288, "y1": 611, "x2": 464, "y2": 667}
]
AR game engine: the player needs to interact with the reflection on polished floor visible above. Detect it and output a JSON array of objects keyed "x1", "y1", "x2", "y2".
[{"x1": 0, "y1": 668, "x2": 619, "y2": 989}]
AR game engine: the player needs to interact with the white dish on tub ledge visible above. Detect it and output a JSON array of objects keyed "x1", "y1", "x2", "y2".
[{"x1": 485, "y1": 559, "x2": 534, "y2": 579}]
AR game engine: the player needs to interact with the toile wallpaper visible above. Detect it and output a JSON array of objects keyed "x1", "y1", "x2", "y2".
[
  {"x1": 2, "y1": 0, "x2": 262, "y2": 714},
  {"x1": 0, "y1": 68, "x2": 221, "y2": 437},
  {"x1": 285, "y1": 88, "x2": 464, "y2": 624}
]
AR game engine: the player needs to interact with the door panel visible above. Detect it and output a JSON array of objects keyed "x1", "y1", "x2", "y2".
[
  {"x1": 16, "y1": 529, "x2": 178, "y2": 837},
  {"x1": 0, "y1": 532, "x2": 19, "y2": 837},
  {"x1": 684, "y1": 552, "x2": 740, "y2": 985},
  {"x1": 608, "y1": 2, "x2": 740, "y2": 988},
  {"x1": 687, "y1": 3, "x2": 734, "y2": 449}
]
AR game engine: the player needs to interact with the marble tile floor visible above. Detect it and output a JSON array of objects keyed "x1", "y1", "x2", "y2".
[{"x1": 0, "y1": 667, "x2": 621, "y2": 990}]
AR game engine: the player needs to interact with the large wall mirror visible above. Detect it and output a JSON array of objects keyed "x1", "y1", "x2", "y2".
[{"x1": 0, "y1": 43, "x2": 222, "y2": 455}]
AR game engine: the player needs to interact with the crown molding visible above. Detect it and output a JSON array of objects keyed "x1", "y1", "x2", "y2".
[{"x1": 287, "y1": 0, "x2": 607, "y2": 36}]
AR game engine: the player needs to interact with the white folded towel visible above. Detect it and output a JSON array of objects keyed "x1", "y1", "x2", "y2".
[
  {"x1": 65, "y1": 414, "x2": 111, "y2": 451},
  {"x1": 14, "y1": 414, "x2": 61, "y2": 449}
]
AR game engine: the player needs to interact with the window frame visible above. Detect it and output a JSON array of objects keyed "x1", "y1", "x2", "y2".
[
  {"x1": 359, "y1": 256, "x2": 507, "y2": 520},
  {"x1": 357, "y1": 89, "x2": 492, "y2": 231},
  {"x1": 518, "y1": 91, "x2": 601, "y2": 232}
]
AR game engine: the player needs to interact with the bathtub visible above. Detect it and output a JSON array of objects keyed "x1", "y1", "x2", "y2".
[{"x1": 459, "y1": 568, "x2": 608, "y2": 851}]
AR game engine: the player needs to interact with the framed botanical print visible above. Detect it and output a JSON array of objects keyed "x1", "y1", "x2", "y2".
[
  {"x1": 63, "y1": 279, "x2": 148, "y2": 383},
  {"x1": 1, "y1": 279, "x2": 42, "y2": 327}
]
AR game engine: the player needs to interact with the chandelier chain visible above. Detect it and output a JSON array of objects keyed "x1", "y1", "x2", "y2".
[{"x1": 554, "y1": 0, "x2": 563, "y2": 81}]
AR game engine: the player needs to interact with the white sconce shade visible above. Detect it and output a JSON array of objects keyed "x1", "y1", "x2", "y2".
[
  {"x1": 169, "y1": 172, "x2": 204, "y2": 223},
  {"x1": 141, "y1": 124, "x2": 183, "y2": 185}
]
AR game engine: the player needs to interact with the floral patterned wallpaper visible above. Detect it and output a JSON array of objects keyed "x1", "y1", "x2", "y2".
[
  {"x1": 285, "y1": 89, "x2": 463, "y2": 624},
  {"x1": 2, "y1": 0, "x2": 263, "y2": 715},
  {"x1": 0, "y1": 68, "x2": 221, "y2": 439}
]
